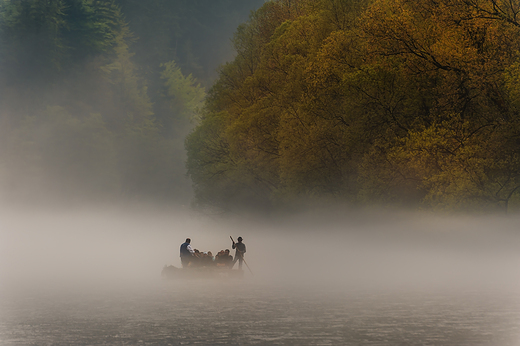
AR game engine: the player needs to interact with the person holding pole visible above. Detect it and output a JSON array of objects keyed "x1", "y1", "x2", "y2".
[{"x1": 231, "y1": 236, "x2": 246, "y2": 270}]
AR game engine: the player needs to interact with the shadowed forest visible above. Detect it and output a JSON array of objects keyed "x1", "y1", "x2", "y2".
[
  {"x1": 2, "y1": 0, "x2": 520, "y2": 213},
  {"x1": 0, "y1": 0, "x2": 264, "y2": 206}
]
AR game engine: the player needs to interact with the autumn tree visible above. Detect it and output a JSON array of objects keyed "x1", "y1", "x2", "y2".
[
  {"x1": 187, "y1": 0, "x2": 520, "y2": 212},
  {"x1": 357, "y1": 0, "x2": 520, "y2": 211},
  {"x1": 186, "y1": 0, "x2": 369, "y2": 210}
]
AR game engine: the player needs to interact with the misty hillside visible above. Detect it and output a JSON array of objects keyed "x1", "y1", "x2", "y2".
[{"x1": 0, "y1": 0, "x2": 264, "y2": 205}]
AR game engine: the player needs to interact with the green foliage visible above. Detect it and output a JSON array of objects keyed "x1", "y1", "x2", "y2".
[
  {"x1": 0, "y1": 0, "x2": 122, "y2": 86},
  {"x1": 186, "y1": 0, "x2": 520, "y2": 212},
  {"x1": 4, "y1": 0, "x2": 520, "y2": 211},
  {"x1": 160, "y1": 61, "x2": 205, "y2": 119}
]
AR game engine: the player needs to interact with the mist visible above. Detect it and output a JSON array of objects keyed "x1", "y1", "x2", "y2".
[
  {"x1": 2, "y1": 0, "x2": 520, "y2": 343},
  {"x1": 2, "y1": 206, "x2": 519, "y2": 291},
  {"x1": 1, "y1": 206, "x2": 520, "y2": 344},
  {"x1": 0, "y1": 0, "x2": 266, "y2": 208}
]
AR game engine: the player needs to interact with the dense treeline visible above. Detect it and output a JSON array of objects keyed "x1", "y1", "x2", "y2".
[
  {"x1": 116, "y1": 0, "x2": 265, "y2": 86},
  {"x1": 186, "y1": 0, "x2": 520, "y2": 212},
  {"x1": 0, "y1": 0, "x2": 263, "y2": 204}
]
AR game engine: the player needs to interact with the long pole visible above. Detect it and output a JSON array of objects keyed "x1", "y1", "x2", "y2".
[
  {"x1": 230, "y1": 236, "x2": 253, "y2": 276},
  {"x1": 242, "y1": 258, "x2": 254, "y2": 276}
]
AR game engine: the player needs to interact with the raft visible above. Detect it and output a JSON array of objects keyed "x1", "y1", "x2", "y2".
[{"x1": 161, "y1": 265, "x2": 244, "y2": 280}]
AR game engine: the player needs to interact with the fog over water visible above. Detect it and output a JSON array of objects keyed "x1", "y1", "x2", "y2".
[
  {"x1": 4, "y1": 0, "x2": 520, "y2": 343},
  {"x1": 1, "y1": 206, "x2": 520, "y2": 344}
]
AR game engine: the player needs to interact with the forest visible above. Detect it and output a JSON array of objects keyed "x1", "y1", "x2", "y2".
[
  {"x1": 0, "y1": 0, "x2": 263, "y2": 205},
  {"x1": 2, "y1": 0, "x2": 520, "y2": 213},
  {"x1": 186, "y1": 0, "x2": 520, "y2": 213}
]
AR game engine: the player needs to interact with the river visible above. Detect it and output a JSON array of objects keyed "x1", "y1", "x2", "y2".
[{"x1": 1, "y1": 207, "x2": 519, "y2": 345}]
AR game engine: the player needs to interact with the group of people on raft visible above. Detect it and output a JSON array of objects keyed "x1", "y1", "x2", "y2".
[{"x1": 179, "y1": 237, "x2": 246, "y2": 270}]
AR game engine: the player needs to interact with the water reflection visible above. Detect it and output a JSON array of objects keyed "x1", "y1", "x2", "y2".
[{"x1": 1, "y1": 282, "x2": 519, "y2": 345}]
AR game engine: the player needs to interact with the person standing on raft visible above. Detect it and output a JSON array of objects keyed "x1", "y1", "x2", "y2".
[
  {"x1": 180, "y1": 238, "x2": 195, "y2": 268},
  {"x1": 231, "y1": 236, "x2": 246, "y2": 270}
]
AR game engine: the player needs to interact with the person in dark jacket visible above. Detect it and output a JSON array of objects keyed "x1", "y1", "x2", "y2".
[
  {"x1": 231, "y1": 237, "x2": 246, "y2": 270},
  {"x1": 224, "y1": 249, "x2": 233, "y2": 267},
  {"x1": 179, "y1": 238, "x2": 194, "y2": 268}
]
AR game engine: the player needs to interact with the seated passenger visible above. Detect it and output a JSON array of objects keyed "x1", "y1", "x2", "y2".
[
  {"x1": 215, "y1": 250, "x2": 227, "y2": 266},
  {"x1": 224, "y1": 249, "x2": 234, "y2": 267},
  {"x1": 197, "y1": 251, "x2": 213, "y2": 267},
  {"x1": 207, "y1": 251, "x2": 216, "y2": 266},
  {"x1": 191, "y1": 249, "x2": 201, "y2": 267}
]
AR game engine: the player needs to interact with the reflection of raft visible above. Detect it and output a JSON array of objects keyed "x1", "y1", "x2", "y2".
[{"x1": 161, "y1": 265, "x2": 245, "y2": 280}]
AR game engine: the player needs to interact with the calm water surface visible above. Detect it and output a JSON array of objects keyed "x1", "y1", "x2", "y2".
[
  {"x1": 1, "y1": 281, "x2": 519, "y2": 345},
  {"x1": 2, "y1": 209, "x2": 520, "y2": 345}
]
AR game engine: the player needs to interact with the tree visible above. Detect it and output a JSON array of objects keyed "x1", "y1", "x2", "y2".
[
  {"x1": 186, "y1": 0, "x2": 369, "y2": 210},
  {"x1": 0, "y1": 0, "x2": 207, "y2": 204},
  {"x1": 357, "y1": 0, "x2": 520, "y2": 210},
  {"x1": 187, "y1": 0, "x2": 520, "y2": 212}
]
